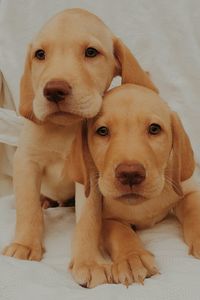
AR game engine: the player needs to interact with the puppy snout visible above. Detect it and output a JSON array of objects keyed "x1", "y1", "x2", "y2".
[
  {"x1": 43, "y1": 80, "x2": 71, "y2": 103},
  {"x1": 115, "y1": 163, "x2": 146, "y2": 187}
]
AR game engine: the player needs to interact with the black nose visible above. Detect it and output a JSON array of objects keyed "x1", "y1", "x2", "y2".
[
  {"x1": 115, "y1": 163, "x2": 146, "y2": 187},
  {"x1": 43, "y1": 80, "x2": 71, "y2": 103}
]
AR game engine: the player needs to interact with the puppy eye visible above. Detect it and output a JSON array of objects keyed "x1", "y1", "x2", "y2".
[
  {"x1": 34, "y1": 49, "x2": 46, "y2": 60},
  {"x1": 148, "y1": 123, "x2": 161, "y2": 135},
  {"x1": 96, "y1": 126, "x2": 109, "y2": 136},
  {"x1": 85, "y1": 47, "x2": 99, "y2": 58}
]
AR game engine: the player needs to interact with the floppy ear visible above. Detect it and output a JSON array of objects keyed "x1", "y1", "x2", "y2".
[
  {"x1": 171, "y1": 112, "x2": 195, "y2": 196},
  {"x1": 114, "y1": 38, "x2": 158, "y2": 93},
  {"x1": 19, "y1": 44, "x2": 36, "y2": 121},
  {"x1": 68, "y1": 121, "x2": 91, "y2": 197}
]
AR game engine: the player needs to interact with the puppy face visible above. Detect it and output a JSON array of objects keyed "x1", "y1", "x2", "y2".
[
  {"x1": 20, "y1": 8, "x2": 157, "y2": 125},
  {"x1": 87, "y1": 85, "x2": 174, "y2": 203},
  {"x1": 28, "y1": 9, "x2": 116, "y2": 123}
]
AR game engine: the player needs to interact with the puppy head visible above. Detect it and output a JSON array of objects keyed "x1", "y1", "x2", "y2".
[
  {"x1": 82, "y1": 84, "x2": 194, "y2": 204},
  {"x1": 20, "y1": 8, "x2": 157, "y2": 125}
]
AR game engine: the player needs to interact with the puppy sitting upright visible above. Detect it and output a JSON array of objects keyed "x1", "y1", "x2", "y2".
[
  {"x1": 3, "y1": 9, "x2": 157, "y2": 261},
  {"x1": 71, "y1": 84, "x2": 200, "y2": 287}
]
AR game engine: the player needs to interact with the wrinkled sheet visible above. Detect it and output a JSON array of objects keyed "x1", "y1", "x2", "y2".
[{"x1": 0, "y1": 0, "x2": 200, "y2": 299}]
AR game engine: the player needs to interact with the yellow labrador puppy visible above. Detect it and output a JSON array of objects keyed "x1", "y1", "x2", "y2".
[
  {"x1": 3, "y1": 9, "x2": 157, "y2": 261},
  {"x1": 70, "y1": 84, "x2": 200, "y2": 287}
]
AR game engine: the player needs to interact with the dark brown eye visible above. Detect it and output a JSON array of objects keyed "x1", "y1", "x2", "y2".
[
  {"x1": 148, "y1": 123, "x2": 161, "y2": 135},
  {"x1": 35, "y1": 49, "x2": 46, "y2": 60},
  {"x1": 85, "y1": 47, "x2": 99, "y2": 58},
  {"x1": 96, "y1": 126, "x2": 109, "y2": 136}
]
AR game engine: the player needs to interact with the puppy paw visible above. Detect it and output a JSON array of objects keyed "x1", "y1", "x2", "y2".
[
  {"x1": 2, "y1": 242, "x2": 44, "y2": 261},
  {"x1": 69, "y1": 258, "x2": 112, "y2": 288},
  {"x1": 188, "y1": 238, "x2": 200, "y2": 259},
  {"x1": 112, "y1": 250, "x2": 159, "y2": 286}
]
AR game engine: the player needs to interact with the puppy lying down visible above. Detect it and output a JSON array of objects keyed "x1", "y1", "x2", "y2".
[{"x1": 70, "y1": 84, "x2": 200, "y2": 287}]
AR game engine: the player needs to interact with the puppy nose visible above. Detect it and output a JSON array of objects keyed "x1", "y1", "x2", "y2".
[
  {"x1": 115, "y1": 163, "x2": 146, "y2": 187},
  {"x1": 43, "y1": 80, "x2": 71, "y2": 103}
]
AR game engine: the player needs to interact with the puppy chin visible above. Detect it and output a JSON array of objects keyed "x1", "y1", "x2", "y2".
[
  {"x1": 46, "y1": 112, "x2": 82, "y2": 126},
  {"x1": 33, "y1": 103, "x2": 81, "y2": 126}
]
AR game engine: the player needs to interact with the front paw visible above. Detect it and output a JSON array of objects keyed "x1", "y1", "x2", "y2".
[
  {"x1": 188, "y1": 238, "x2": 200, "y2": 259},
  {"x1": 69, "y1": 256, "x2": 112, "y2": 288},
  {"x1": 184, "y1": 229, "x2": 200, "y2": 259},
  {"x1": 112, "y1": 250, "x2": 159, "y2": 286},
  {"x1": 2, "y1": 242, "x2": 44, "y2": 261}
]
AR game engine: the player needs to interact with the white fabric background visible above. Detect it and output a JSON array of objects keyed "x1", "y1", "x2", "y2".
[{"x1": 0, "y1": 0, "x2": 200, "y2": 299}]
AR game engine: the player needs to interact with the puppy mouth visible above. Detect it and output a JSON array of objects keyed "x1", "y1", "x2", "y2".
[
  {"x1": 45, "y1": 104, "x2": 100, "y2": 119},
  {"x1": 115, "y1": 192, "x2": 147, "y2": 205},
  {"x1": 49, "y1": 109, "x2": 98, "y2": 119},
  {"x1": 34, "y1": 90, "x2": 102, "y2": 121},
  {"x1": 117, "y1": 192, "x2": 143, "y2": 199}
]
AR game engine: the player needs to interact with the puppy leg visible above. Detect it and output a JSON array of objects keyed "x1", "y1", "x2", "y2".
[
  {"x1": 70, "y1": 187, "x2": 112, "y2": 288},
  {"x1": 103, "y1": 220, "x2": 159, "y2": 286},
  {"x1": 174, "y1": 191, "x2": 200, "y2": 258},
  {"x1": 3, "y1": 151, "x2": 44, "y2": 261}
]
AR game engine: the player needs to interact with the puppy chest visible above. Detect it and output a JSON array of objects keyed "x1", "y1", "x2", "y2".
[
  {"x1": 103, "y1": 197, "x2": 177, "y2": 229},
  {"x1": 41, "y1": 158, "x2": 74, "y2": 201}
]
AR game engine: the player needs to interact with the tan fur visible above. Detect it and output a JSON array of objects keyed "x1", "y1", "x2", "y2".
[
  {"x1": 70, "y1": 84, "x2": 199, "y2": 287},
  {"x1": 171, "y1": 112, "x2": 195, "y2": 187},
  {"x1": 114, "y1": 39, "x2": 158, "y2": 92},
  {"x1": 3, "y1": 9, "x2": 157, "y2": 261},
  {"x1": 69, "y1": 121, "x2": 91, "y2": 198}
]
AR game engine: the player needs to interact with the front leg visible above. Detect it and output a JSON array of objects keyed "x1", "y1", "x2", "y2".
[
  {"x1": 3, "y1": 150, "x2": 44, "y2": 261},
  {"x1": 103, "y1": 219, "x2": 159, "y2": 286},
  {"x1": 70, "y1": 184, "x2": 112, "y2": 288},
  {"x1": 174, "y1": 189, "x2": 200, "y2": 258}
]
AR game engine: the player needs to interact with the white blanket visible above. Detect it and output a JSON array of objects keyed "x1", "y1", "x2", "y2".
[
  {"x1": 1, "y1": 196, "x2": 200, "y2": 300},
  {"x1": 1, "y1": 0, "x2": 200, "y2": 299}
]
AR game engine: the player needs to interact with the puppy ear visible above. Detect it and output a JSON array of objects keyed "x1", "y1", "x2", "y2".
[
  {"x1": 68, "y1": 121, "x2": 91, "y2": 197},
  {"x1": 19, "y1": 44, "x2": 36, "y2": 121},
  {"x1": 114, "y1": 38, "x2": 158, "y2": 93},
  {"x1": 171, "y1": 112, "x2": 195, "y2": 196}
]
